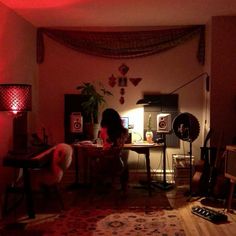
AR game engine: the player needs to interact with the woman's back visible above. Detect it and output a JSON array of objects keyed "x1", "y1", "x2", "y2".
[{"x1": 100, "y1": 108, "x2": 128, "y2": 149}]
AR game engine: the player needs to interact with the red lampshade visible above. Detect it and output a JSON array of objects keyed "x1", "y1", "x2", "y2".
[{"x1": 0, "y1": 84, "x2": 32, "y2": 114}]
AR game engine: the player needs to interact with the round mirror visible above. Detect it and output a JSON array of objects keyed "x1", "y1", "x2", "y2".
[{"x1": 172, "y1": 112, "x2": 200, "y2": 142}]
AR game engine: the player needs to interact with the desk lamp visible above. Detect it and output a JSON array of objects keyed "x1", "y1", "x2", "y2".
[{"x1": 0, "y1": 84, "x2": 32, "y2": 152}]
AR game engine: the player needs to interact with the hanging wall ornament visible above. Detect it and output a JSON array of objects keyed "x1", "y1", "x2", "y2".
[
  {"x1": 120, "y1": 88, "x2": 125, "y2": 95},
  {"x1": 119, "y1": 96, "x2": 125, "y2": 104},
  {"x1": 119, "y1": 63, "x2": 129, "y2": 75},
  {"x1": 108, "y1": 74, "x2": 116, "y2": 87},
  {"x1": 129, "y1": 78, "x2": 142, "y2": 86},
  {"x1": 108, "y1": 64, "x2": 142, "y2": 104}
]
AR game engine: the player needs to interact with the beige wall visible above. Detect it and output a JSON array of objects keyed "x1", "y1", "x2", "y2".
[
  {"x1": 1, "y1": 2, "x2": 235, "y2": 194},
  {"x1": 211, "y1": 16, "x2": 236, "y2": 147},
  {"x1": 0, "y1": 3, "x2": 36, "y2": 195},
  {"x1": 38, "y1": 32, "x2": 205, "y2": 171}
]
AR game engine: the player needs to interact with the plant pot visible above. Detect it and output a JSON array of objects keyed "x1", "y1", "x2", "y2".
[
  {"x1": 84, "y1": 123, "x2": 94, "y2": 140},
  {"x1": 84, "y1": 123, "x2": 100, "y2": 140},
  {"x1": 93, "y1": 123, "x2": 100, "y2": 140},
  {"x1": 145, "y1": 131, "x2": 153, "y2": 143}
]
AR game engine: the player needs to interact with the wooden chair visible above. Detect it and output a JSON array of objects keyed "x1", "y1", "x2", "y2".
[{"x1": 87, "y1": 146, "x2": 129, "y2": 195}]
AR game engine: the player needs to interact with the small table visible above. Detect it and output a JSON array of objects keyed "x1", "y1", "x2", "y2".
[
  {"x1": 3, "y1": 146, "x2": 54, "y2": 218},
  {"x1": 73, "y1": 143, "x2": 163, "y2": 196}
]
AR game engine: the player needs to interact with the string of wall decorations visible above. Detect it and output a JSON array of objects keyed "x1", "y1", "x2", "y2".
[{"x1": 108, "y1": 63, "x2": 142, "y2": 104}]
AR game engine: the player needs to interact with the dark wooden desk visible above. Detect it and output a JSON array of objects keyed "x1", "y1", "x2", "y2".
[
  {"x1": 73, "y1": 143, "x2": 163, "y2": 196},
  {"x1": 3, "y1": 146, "x2": 54, "y2": 218}
]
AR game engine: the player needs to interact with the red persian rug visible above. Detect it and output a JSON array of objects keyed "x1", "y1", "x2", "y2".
[{"x1": 23, "y1": 206, "x2": 186, "y2": 236}]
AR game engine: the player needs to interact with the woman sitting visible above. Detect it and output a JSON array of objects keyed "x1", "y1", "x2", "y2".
[
  {"x1": 92, "y1": 108, "x2": 129, "y2": 192},
  {"x1": 99, "y1": 108, "x2": 128, "y2": 149}
]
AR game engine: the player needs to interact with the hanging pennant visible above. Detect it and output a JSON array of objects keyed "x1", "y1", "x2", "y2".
[{"x1": 129, "y1": 78, "x2": 142, "y2": 87}]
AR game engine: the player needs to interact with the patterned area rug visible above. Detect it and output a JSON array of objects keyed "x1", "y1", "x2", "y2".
[{"x1": 24, "y1": 206, "x2": 186, "y2": 236}]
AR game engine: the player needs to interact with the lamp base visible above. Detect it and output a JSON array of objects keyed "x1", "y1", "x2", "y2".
[{"x1": 13, "y1": 112, "x2": 28, "y2": 152}]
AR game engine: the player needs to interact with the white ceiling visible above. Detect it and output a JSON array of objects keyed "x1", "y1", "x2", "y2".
[{"x1": 1, "y1": 0, "x2": 236, "y2": 27}]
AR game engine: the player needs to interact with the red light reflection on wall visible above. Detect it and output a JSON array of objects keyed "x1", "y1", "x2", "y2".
[{"x1": 0, "y1": 0, "x2": 79, "y2": 9}]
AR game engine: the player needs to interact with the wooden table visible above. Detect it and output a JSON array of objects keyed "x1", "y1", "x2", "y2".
[
  {"x1": 73, "y1": 143, "x2": 163, "y2": 196},
  {"x1": 3, "y1": 146, "x2": 54, "y2": 218}
]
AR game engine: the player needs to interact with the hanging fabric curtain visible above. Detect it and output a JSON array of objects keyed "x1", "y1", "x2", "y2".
[{"x1": 37, "y1": 25, "x2": 205, "y2": 64}]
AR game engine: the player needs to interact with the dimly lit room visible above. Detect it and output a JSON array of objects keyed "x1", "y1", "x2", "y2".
[{"x1": 0, "y1": 1, "x2": 236, "y2": 235}]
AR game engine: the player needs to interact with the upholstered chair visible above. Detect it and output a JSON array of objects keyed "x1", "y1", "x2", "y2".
[
  {"x1": 31, "y1": 143, "x2": 73, "y2": 209},
  {"x1": 2, "y1": 143, "x2": 73, "y2": 217}
]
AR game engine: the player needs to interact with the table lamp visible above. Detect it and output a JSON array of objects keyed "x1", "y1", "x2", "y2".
[{"x1": 0, "y1": 84, "x2": 32, "y2": 152}]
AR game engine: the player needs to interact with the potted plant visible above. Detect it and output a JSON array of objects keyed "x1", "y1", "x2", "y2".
[
  {"x1": 145, "y1": 114, "x2": 153, "y2": 143},
  {"x1": 76, "y1": 82, "x2": 112, "y2": 139}
]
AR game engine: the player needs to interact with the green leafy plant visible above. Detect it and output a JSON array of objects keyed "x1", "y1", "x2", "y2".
[
  {"x1": 76, "y1": 82, "x2": 113, "y2": 124},
  {"x1": 147, "y1": 114, "x2": 152, "y2": 131}
]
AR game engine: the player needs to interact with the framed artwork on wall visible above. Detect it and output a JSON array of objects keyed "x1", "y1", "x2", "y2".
[{"x1": 118, "y1": 77, "x2": 127, "y2": 87}]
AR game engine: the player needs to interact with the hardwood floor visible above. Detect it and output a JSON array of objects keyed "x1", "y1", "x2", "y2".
[
  {"x1": 1, "y1": 170, "x2": 236, "y2": 236},
  {"x1": 167, "y1": 186, "x2": 236, "y2": 236},
  {"x1": 178, "y1": 204, "x2": 236, "y2": 236}
]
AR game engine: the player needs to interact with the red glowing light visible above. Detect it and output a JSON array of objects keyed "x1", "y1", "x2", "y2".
[{"x1": 0, "y1": 84, "x2": 32, "y2": 114}]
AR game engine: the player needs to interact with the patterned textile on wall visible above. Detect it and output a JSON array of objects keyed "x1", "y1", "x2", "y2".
[{"x1": 37, "y1": 25, "x2": 205, "y2": 65}]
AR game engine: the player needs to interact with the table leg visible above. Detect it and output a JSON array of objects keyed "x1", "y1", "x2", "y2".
[
  {"x1": 144, "y1": 150, "x2": 152, "y2": 196},
  {"x1": 23, "y1": 167, "x2": 35, "y2": 218}
]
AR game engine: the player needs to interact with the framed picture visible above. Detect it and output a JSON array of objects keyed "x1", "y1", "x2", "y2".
[
  {"x1": 118, "y1": 77, "x2": 127, "y2": 87},
  {"x1": 121, "y1": 117, "x2": 129, "y2": 129}
]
